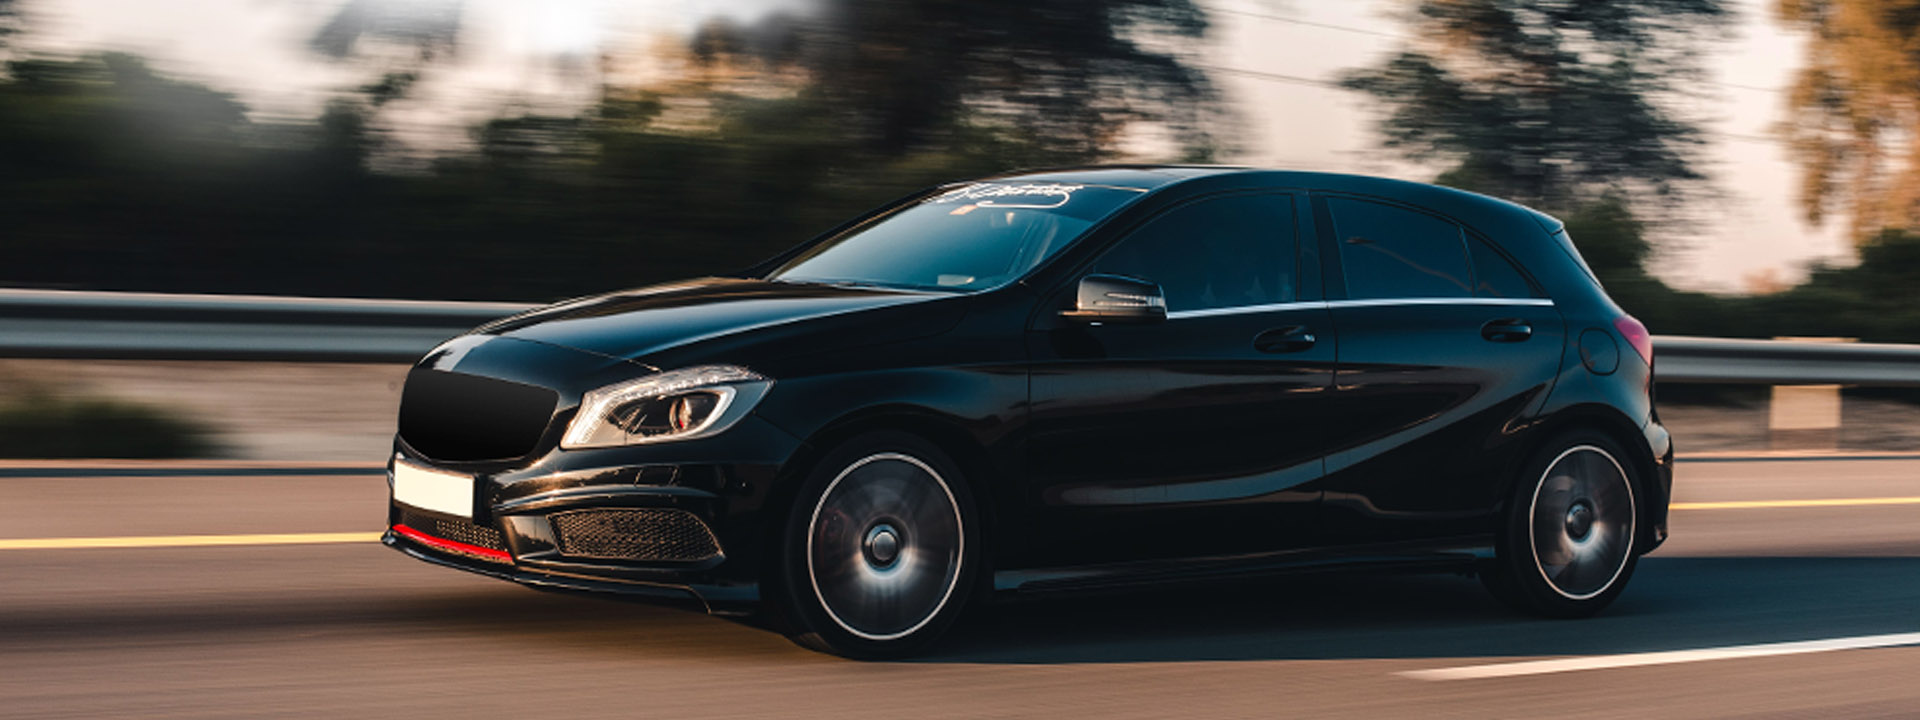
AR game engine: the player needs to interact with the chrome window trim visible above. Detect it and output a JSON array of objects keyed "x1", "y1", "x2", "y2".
[
  {"x1": 1164, "y1": 297, "x2": 1551, "y2": 320},
  {"x1": 1324, "y1": 297, "x2": 1554, "y2": 309},
  {"x1": 1166, "y1": 301, "x2": 1326, "y2": 320}
]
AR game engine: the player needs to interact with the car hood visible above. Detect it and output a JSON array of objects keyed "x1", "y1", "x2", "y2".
[{"x1": 475, "y1": 277, "x2": 956, "y2": 364}]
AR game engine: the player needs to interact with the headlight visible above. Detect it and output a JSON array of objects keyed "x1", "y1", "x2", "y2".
[{"x1": 561, "y1": 365, "x2": 771, "y2": 448}]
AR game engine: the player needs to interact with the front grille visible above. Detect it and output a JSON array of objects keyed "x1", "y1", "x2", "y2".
[
  {"x1": 551, "y1": 509, "x2": 722, "y2": 563},
  {"x1": 400, "y1": 508, "x2": 507, "y2": 553},
  {"x1": 398, "y1": 369, "x2": 559, "y2": 462}
]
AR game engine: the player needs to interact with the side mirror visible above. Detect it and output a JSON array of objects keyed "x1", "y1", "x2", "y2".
[{"x1": 1059, "y1": 274, "x2": 1167, "y2": 324}]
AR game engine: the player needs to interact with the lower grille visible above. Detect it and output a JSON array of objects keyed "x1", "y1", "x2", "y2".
[
  {"x1": 551, "y1": 509, "x2": 722, "y2": 563},
  {"x1": 400, "y1": 508, "x2": 507, "y2": 553}
]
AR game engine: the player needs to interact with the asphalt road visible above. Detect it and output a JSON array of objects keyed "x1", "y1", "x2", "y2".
[{"x1": 2, "y1": 458, "x2": 1917, "y2": 719}]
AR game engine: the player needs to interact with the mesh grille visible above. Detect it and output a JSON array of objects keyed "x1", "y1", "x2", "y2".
[
  {"x1": 400, "y1": 508, "x2": 507, "y2": 552},
  {"x1": 551, "y1": 509, "x2": 721, "y2": 562}
]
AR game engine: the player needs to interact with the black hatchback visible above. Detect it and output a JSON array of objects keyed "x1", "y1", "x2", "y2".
[{"x1": 384, "y1": 166, "x2": 1672, "y2": 657}]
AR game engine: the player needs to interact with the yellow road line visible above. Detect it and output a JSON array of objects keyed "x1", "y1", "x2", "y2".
[
  {"x1": 1672, "y1": 497, "x2": 1920, "y2": 511},
  {"x1": 0, "y1": 532, "x2": 382, "y2": 550}
]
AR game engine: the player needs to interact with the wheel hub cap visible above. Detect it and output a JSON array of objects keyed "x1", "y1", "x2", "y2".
[
  {"x1": 1565, "y1": 501, "x2": 1595, "y2": 541},
  {"x1": 807, "y1": 453, "x2": 964, "y2": 641},
  {"x1": 1529, "y1": 446, "x2": 1636, "y2": 600},
  {"x1": 863, "y1": 523, "x2": 902, "y2": 568}
]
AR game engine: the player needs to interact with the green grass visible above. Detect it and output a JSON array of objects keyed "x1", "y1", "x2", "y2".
[{"x1": 0, "y1": 392, "x2": 218, "y2": 458}]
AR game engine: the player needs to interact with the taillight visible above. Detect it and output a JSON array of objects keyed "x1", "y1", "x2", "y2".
[{"x1": 1614, "y1": 315, "x2": 1653, "y2": 366}]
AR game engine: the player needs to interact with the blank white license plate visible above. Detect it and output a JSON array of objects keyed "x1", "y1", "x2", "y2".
[{"x1": 392, "y1": 462, "x2": 474, "y2": 519}]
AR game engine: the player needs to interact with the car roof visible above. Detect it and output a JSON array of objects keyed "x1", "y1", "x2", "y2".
[
  {"x1": 979, "y1": 165, "x2": 1564, "y2": 233},
  {"x1": 975, "y1": 165, "x2": 1249, "y2": 189}
]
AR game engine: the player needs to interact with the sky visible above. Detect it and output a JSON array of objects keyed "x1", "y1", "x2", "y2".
[{"x1": 13, "y1": 0, "x2": 1851, "y2": 294}]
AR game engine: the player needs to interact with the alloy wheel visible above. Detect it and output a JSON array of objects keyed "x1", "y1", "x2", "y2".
[
  {"x1": 1528, "y1": 445, "x2": 1636, "y2": 600},
  {"x1": 805, "y1": 452, "x2": 965, "y2": 641}
]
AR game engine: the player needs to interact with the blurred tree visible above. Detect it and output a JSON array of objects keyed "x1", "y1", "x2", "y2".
[
  {"x1": 1342, "y1": 0, "x2": 1730, "y2": 211},
  {"x1": 0, "y1": 46, "x2": 1147, "y2": 302},
  {"x1": 692, "y1": 1, "x2": 1219, "y2": 160},
  {"x1": 308, "y1": 0, "x2": 461, "y2": 60},
  {"x1": 302, "y1": 0, "x2": 462, "y2": 171},
  {"x1": 0, "y1": 0, "x2": 1155, "y2": 299},
  {"x1": 0, "y1": 0, "x2": 18, "y2": 49},
  {"x1": 1776, "y1": 0, "x2": 1920, "y2": 241}
]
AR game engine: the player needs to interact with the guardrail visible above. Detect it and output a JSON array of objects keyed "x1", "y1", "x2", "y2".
[
  {"x1": 0, "y1": 289, "x2": 525, "y2": 362},
  {"x1": 2, "y1": 289, "x2": 1918, "y2": 385},
  {"x1": 1654, "y1": 336, "x2": 1920, "y2": 386}
]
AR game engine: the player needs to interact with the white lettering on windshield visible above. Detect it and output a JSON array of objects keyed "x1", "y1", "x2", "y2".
[{"x1": 930, "y1": 183, "x2": 1085, "y2": 209}]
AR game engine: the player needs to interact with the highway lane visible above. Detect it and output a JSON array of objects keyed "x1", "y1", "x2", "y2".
[{"x1": 0, "y1": 458, "x2": 1916, "y2": 719}]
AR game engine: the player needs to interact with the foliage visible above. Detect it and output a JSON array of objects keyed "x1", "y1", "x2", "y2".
[
  {"x1": 691, "y1": 0, "x2": 1218, "y2": 160},
  {"x1": 0, "y1": 390, "x2": 218, "y2": 458},
  {"x1": 1776, "y1": 0, "x2": 1920, "y2": 240},
  {"x1": 1560, "y1": 197, "x2": 1920, "y2": 344},
  {"x1": 1343, "y1": 0, "x2": 1730, "y2": 211},
  {"x1": 0, "y1": 51, "x2": 1187, "y2": 302},
  {"x1": 0, "y1": 0, "x2": 1224, "y2": 302},
  {"x1": 0, "y1": 0, "x2": 16, "y2": 49},
  {"x1": 1751, "y1": 230, "x2": 1920, "y2": 341}
]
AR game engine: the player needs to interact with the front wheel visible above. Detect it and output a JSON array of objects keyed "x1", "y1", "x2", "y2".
[
  {"x1": 1482, "y1": 430, "x2": 1641, "y2": 618},
  {"x1": 772, "y1": 431, "x2": 977, "y2": 658}
]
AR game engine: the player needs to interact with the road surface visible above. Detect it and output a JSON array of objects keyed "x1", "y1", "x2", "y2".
[{"x1": 2, "y1": 458, "x2": 1917, "y2": 718}]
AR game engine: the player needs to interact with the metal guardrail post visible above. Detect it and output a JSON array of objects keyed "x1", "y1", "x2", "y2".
[{"x1": 1763, "y1": 338, "x2": 1852, "y2": 451}]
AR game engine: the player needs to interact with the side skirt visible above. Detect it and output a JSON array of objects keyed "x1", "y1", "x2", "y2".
[{"x1": 990, "y1": 536, "x2": 1496, "y2": 599}]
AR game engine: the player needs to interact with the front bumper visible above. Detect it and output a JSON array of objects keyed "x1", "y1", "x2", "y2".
[
  {"x1": 383, "y1": 528, "x2": 717, "y2": 611},
  {"x1": 383, "y1": 413, "x2": 804, "y2": 614}
]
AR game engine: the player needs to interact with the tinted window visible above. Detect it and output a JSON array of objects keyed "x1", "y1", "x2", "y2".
[
  {"x1": 1092, "y1": 194, "x2": 1296, "y2": 312},
  {"x1": 770, "y1": 183, "x2": 1146, "y2": 292},
  {"x1": 1470, "y1": 237, "x2": 1540, "y2": 298},
  {"x1": 1326, "y1": 197, "x2": 1471, "y2": 299}
]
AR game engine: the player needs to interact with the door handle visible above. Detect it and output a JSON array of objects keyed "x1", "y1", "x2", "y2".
[
  {"x1": 1254, "y1": 325, "x2": 1316, "y2": 353},
  {"x1": 1481, "y1": 318, "x2": 1533, "y2": 342}
]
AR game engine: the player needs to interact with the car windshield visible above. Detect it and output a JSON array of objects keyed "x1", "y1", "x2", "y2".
[{"x1": 767, "y1": 182, "x2": 1147, "y2": 292}]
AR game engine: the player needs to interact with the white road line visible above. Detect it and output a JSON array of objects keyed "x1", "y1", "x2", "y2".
[{"x1": 1400, "y1": 632, "x2": 1920, "y2": 681}]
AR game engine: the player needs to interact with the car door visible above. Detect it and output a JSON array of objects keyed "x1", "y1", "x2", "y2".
[
  {"x1": 1022, "y1": 191, "x2": 1338, "y2": 569},
  {"x1": 1311, "y1": 194, "x2": 1566, "y2": 545}
]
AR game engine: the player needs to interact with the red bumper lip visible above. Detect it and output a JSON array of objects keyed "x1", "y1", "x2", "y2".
[{"x1": 391, "y1": 523, "x2": 513, "y2": 563}]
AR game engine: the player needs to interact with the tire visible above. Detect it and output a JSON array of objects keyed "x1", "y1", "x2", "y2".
[
  {"x1": 1482, "y1": 429, "x2": 1642, "y2": 618},
  {"x1": 771, "y1": 431, "x2": 978, "y2": 658}
]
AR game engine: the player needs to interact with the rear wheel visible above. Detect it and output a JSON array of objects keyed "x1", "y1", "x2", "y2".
[
  {"x1": 772, "y1": 431, "x2": 977, "y2": 658},
  {"x1": 1483, "y1": 430, "x2": 1641, "y2": 618}
]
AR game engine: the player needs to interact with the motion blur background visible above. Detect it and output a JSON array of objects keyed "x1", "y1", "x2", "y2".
[{"x1": 2, "y1": 0, "x2": 1919, "y2": 458}]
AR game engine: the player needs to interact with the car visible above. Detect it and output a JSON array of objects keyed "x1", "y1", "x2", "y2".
[{"x1": 383, "y1": 165, "x2": 1672, "y2": 657}]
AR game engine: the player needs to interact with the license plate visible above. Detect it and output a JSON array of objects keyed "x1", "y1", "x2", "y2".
[{"x1": 392, "y1": 461, "x2": 474, "y2": 519}]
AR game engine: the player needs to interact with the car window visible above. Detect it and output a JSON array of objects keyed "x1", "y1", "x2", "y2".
[
  {"x1": 769, "y1": 183, "x2": 1146, "y2": 292},
  {"x1": 1091, "y1": 194, "x2": 1296, "y2": 312},
  {"x1": 1326, "y1": 197, "x2": 1472, "y2": 299},
  {"x1": 1470, "y1": 237, "x2": 1541, "y2": 299}
]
